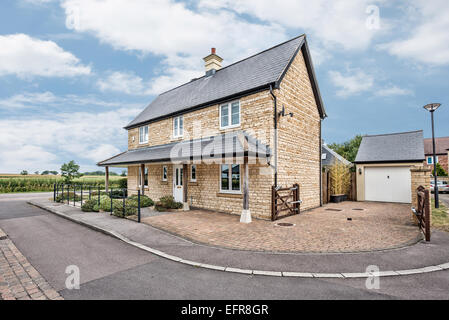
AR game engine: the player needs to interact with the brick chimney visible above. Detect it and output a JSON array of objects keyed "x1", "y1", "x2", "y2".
[{"x1": 203, "y1": 48, "x2": 223, "y2": 75}]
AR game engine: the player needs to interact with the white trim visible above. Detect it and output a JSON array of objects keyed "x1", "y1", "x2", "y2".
[
  {"x1": 190, "y1": 164, "x2": 197, "y2": 182},
  {"x1": 219, "y1": 100, "x2": 241, "y2": 130},
  {"x1": 219, "y1": 164, "x2": 241, "y2": 194},
  {"x1": 139, "y1": 126, "x2": 149, "y2": 144},
  {"x1": 162, "y1": 165, "x2": 168, "y2": 181},
  {"x1": 138, "y1": 166, "x2": 149, "y2": 187},
  {"x1": 173, "y1": 116, "x2": 184, "y2": 138}
]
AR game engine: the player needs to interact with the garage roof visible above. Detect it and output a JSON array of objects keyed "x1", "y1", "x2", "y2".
[{"x1": 355, "y1": 130, "x2": 425, "y2": 164}]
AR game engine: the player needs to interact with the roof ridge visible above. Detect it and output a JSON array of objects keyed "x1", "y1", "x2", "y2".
[
  {"x1": 156, "y1": 34, "x2": 306, "y2": 97},
  {"x1": 363, "y1": 130, "x2": 423, "y2": 138}
]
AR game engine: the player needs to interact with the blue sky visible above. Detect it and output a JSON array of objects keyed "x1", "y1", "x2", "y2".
[{"x1": 0, "y1": 0, "x2": 448, "y2": 173}]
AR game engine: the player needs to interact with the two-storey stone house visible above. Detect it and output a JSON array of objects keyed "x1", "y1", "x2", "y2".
[{"x1": 98, "y1": 35, "x2": 326, "y2": 221}]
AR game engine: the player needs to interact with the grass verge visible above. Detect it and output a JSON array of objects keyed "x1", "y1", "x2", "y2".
[{"x1": 431, "y1": 198, "x2": 449, "y2": 232}]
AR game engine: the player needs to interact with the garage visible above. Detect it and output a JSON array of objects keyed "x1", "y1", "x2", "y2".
[
  {"x1": 364, "y1": 166, "x2": 411, "y2": 203},
  {"x1": 355, "y1": 130, "x2": 425, "y2": 204}
]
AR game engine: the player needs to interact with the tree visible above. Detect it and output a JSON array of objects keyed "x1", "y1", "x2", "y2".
[
  {"x1": 49, "y1": 171, "x2": 59, "y2": 175},
  {"x1": 327, "y1": 135, "x2": 363, "y2": 163},
  {"x1": 34, "y1": 171, "x2": 39, "y2": 175},
  {"x1": 20, "y1": 170, "x2": 28, "y2": 175},
  {"x1": 60, "y1": 160, "x2": 83, "y2": 183},
  {"x1": 41, "y1": 170, "x2": 50, "y2": 175},
  {"x1": 121, "y1": 170, "x2": 127, "y2": 177},
  {"x1": 433, "y1": 163, "x2": 448, "y2": 177}
]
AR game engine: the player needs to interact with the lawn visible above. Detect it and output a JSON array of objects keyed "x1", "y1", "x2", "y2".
[{"x1": 431, "y1": 198, "x2": 449, "y2": 232}]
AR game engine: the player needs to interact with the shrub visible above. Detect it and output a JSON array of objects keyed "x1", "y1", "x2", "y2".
[
  {"x1": 81, "y1": 199, "x2": 99, "y2": 212},
  {"x1": 98, "y1": 195, "x2": 121, "y2": 212},
  {"x1": 112, "y1": 200, "x2": 137, "y2": 218},
  {"x1": 129, "y1": 194, "x2": 154, "y2": 207},
  {"x1": 118, "y1": 178, "x2": 127, "y2": 189},
  {"x1": 56, "y1": 192, "x2": 81, "y2": 203},
  {"x1": 159, "y1": 195, "x2": 183, "y2": 209}
]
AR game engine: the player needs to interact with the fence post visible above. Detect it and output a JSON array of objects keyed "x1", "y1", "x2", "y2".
[
  {"x1": 89, "y1": 186, "x2": 91, "y2": 200},
  {"x1": 138, "y1": 190, "x2": 141, "y2": 223},
  {"x1": 53, "y1": 184, "x2": 56, "y2": 202},
  {"x1": 122, "y1": 189, "x2": 126, "y2": 217},
  {"x1": 67, "y1": 185, "x2": 69, "y2": 205},
  {"x1": 73, "y1": 185, "x2": 76, "y2": 207},
  {"x1": 97, "y1": 186, "x2": 100, "y2": 206},
  {"x1": 56, "y1": 183, "x2": 59, "y2": 199},
  {"x1": 110, "y1": 188, "x2": 113, "y2": 215},
  {"x1": 61, "y1": 184, "x2": 64, "y2": 203},
  {"x1": 424, "y1": 189, "x2": 431, "y2": 241},
  {"x1": 81, "y1": 185, "x2": 83, "y2": 207}
]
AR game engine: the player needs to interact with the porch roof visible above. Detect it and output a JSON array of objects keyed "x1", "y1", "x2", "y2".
[{"x1": 97, "y1": 131, "x2": 271, "y2": 167}]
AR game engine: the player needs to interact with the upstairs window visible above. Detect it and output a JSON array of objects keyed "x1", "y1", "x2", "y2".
[
  {"x1": 139, "y1": 126, "x2": 149, "y2": 144},
  {"x1": 427, "y1": 156, "x2": 439, "y2": 164},
  {"x1": 173, "y1": 116, "x2": 184, "y2": 138},
  {"x1": 162, "y1": 166, "x2": 168, "y2": 181},
  {"x1": 220, "y1": 101, "x2": 240, "y2": 129}
]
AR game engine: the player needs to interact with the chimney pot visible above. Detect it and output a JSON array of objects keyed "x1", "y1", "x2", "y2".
[{"x1": 211, "y1": 47, "x2": 216, "y2": 54}]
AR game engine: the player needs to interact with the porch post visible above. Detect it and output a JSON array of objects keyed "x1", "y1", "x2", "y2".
[
  {"x1": 182, "y1": 163, "x2": 189, "y2": 210},
  {"x1": 140, "y1": 163, "x2": 145, "y2": 195},
  {"x1": 240, "y1": 156, "x2": 251, "y2": 223},
  {"x1": 105, "y1": 166, "x2": 109, "y2": 193}
]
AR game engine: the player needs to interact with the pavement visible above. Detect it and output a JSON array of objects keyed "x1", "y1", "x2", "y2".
[
  {"x1": 28, "y1": 198, "x2": 449, "y2": 277},
  {"x1": 439, "y1": 193, "x2": 449, "y2": 208},
  {"x1": 2, "y1": 193, "x2": 449, "y2": 299}
]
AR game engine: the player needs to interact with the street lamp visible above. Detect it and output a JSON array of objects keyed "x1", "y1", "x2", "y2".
[{"x1": 423, "y1": 103, "x2": 441, "y2": 208}]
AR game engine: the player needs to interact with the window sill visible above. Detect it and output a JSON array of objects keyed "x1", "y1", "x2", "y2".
[
  {"x1": 219, "y1": 124, "x2": 241, "y2": 131},
  {"x1": 189, "y1": 181, "x2": 198, "y2": 186},
  {"x1": 216, "y1": 192, "x2": 242, "y2": 199},
  {"x1": 160, "y1": 181, "x2": 168, "y2": 185}
]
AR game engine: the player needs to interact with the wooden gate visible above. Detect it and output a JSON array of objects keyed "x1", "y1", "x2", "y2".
[
  {"x1": 271, "y1": 184, "x2": 301, "y2": 221},
  {"x1": 413, "y1": 185, "x2": 431, "y2": 241}
]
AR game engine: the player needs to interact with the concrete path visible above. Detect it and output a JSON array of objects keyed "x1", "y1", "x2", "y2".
[{"x1": 29, "y1": 198, "x2": 449, "y2": 277}]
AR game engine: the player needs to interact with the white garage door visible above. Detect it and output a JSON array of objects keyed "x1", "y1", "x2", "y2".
[{"x1": 365, "y1": 166, "x2": 411, "y2": 203}]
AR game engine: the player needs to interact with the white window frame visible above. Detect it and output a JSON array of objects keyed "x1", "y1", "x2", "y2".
[
  {"x1": 219, "y1": 100, "x2": 240, "y2": 129},
  {"x1": 427, "y1": 156, "x2": 439, "y2": 164},
  {"x1": 162, "y1": 165, "x2": 168, "y2": 181},
  {"x1": 173, "y1": 116, "x2": 184, "y2": 138},
  {"x1": 139, "y1": 126, "x2": 149, "y2": 144},
  {"x1": 219, "y1": 164, "x2": 241, "y2": 194},
  {"x1": 190, "y1": 165, "x2": 197, "y2": 182}
]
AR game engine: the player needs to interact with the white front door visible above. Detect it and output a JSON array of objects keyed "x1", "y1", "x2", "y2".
[
  {"x1": 173, "y1": 165, "x2": 184, "y2": 202},
  {"x1": 364, "y1": 166, "x2": 411, "y2": 203}
]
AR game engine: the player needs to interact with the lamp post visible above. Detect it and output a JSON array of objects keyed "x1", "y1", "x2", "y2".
[{"x1": 423, "y1": 103, "x2": 441, "y2": 208}]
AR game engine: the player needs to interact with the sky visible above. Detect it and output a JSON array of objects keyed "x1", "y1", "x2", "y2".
[{"x1": 0, "y1": 0, "x2": 448, "y2": 173}]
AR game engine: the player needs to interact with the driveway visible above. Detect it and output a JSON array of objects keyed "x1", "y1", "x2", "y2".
[{"x1": 142, "y1": 201, "x2": 421, "y2": 253}]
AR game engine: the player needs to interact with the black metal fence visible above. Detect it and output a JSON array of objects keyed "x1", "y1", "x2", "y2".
[{"x1": 53, "y1": 183, "x2": 141, "y2": 223}]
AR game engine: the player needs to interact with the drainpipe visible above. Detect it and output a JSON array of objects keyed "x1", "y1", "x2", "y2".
[
  {"x1": 270, "y1": 84, "x2": 278, "y2": 188},
  {"x1": 319, "y1": 120, "x2": 323, "y2": 206}
]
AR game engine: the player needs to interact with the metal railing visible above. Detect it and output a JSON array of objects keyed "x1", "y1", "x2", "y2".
[{"x1": 53, "y1": 183, "x2": 141, "y2": 223}]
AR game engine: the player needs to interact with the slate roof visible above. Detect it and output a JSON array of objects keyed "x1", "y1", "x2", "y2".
[
  {"x1": 125, "y1": 34, "x2": 326, "y2": 129},
  {"x1": 354, "y1": 130, "x2": 425, "y2": 163},
  {"x1": 322, "y1": 144, "x2": 352, "y2": 166},
  {"x1": 98, "y1": 131, "x2": 271, "y2": 166},
  {"x1": 423, "y1": 136, "x2": 449, "y2": 155}
]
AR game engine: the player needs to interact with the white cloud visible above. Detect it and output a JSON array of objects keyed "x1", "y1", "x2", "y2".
[
  {"x1": 0, "y1": 107, "x2": 140, "y2": 173},
  {"x1": 0, "y1": 91, "x2": 139, "y2": 109},
  {"x1": 375, "y1": 86, "x2": 413, "y2": 97},
  {"x1": 199, "y1": 0, "x2": 384, "y2": 50},
  {"x1": 328, "y1": 69, "x2": 374, "y2": 97},
  {"x1": 97, "y1": 71, "x2": 148, "y2": 95},
  {"x1": 0, "y1": 34, "x2": 91, "y2": 78},
  {"x1": 379, "y1": 0, "x2": 449, "y2": 65},
  {"x1": 61, "y1": 0, "x2": 287, "y2": 94}
]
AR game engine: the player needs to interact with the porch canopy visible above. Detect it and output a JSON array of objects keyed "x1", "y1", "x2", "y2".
[{"x1": 97, "y1": 130, "x2": 271, "y2": 167}]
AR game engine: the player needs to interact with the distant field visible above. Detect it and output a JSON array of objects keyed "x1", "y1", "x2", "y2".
[{"x1": 0, "y1": 174, "x2": 125, "y2": 193}]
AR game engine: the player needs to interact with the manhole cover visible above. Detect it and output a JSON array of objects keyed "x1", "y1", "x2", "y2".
[
  {"x1": 352, "y1": 208, "x2": 365, "y2": 211},
  {"x1": 325, "y1": 208, "x2": 342, "y2": 212},
  {"x1": 276, "y1": 222, "x2": 295, "y2": 227}
]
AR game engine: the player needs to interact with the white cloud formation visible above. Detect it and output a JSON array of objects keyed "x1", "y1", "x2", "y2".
[
  {"x1": 0, "y1": 106, "x2": 140, "y2": 173},
  {"x1": 61, "y1": 0, "x2": 286, "y2": 94},
  {"x1": 379, "y1": 0, "x2": 449, "y2": 65},
  {"x1": 328, "y1": 69, "x2": 374, "y2": 97},
  {"x1": 0, "y1": 91, "x2": 141, "y2": 109},
  {"x1": 375, "y1": 86, "x2": 413, "y2": 97},
  {"x1": 97, "y1": 71, "x2": 149, "y2": 95},
  {"x1": 0, "y1": 34, "x2": 91, "y2": 78}
]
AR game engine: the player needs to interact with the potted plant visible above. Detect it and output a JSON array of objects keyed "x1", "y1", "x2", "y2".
[{"x1": 329, "y1": 162, "x2": 350, "y2": 203}]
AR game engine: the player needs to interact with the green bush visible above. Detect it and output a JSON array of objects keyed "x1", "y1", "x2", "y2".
[
  {"x1": 56, "y1": 192, "x2": 81, "y2": 203},
  {"x1": 154, "y1": 195, "x2": 182, "y2": 212},
  {"x1": 129, "y1": 194, "x2": 154, "y2": 207},
  {"x1": 98, "y1": 195, "x2": 122, "y2": 212},
  {"x1": 112, "y1": 199, "x2": 137, "y2": 218},
  {"x1": 118, "y1": 178, "x2": 127, "y2": 189},
  {"x1": 81, "y1": 199, "x2": 99, "y2": 212}
]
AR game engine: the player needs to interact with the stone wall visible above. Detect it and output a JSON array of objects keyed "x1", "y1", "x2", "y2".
[
  {"x1": 410, "y1": 166, "x2": 431, "y2": 225},
  {"x1": 275, "y1": 49, "x2": 321, "y2": 211}
]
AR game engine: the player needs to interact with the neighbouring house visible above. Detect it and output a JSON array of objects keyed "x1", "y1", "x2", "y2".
[
  {"x1": 98, "y1": 35, "x2": 326, "y2": 221},
  {"x1": 321, "y1": 143, "x2": 352, "y2": 169},
  {"x1": 354, "y1": 130, "x2": 426, "y2": 204},
  {"x1": 423, "y1": 136, "x2": 449, "y2": 173}
]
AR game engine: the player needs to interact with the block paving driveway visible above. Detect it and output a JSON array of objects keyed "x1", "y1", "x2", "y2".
[{"x1": 143, "y1": 201, "x2": 421, "y2": 253}]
